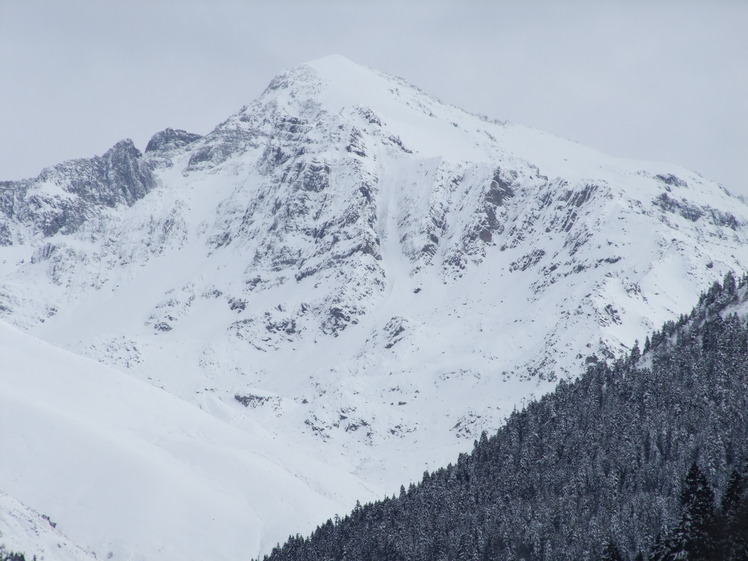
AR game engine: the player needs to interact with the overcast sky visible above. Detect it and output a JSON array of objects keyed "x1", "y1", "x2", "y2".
[{"x1": 1, "y1": 1, "x2": 746, "y2": 197}]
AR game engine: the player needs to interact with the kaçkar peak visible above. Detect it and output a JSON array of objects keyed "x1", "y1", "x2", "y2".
[{"x1": 1, "y1": 56, "x2": 747, "y2": 561}]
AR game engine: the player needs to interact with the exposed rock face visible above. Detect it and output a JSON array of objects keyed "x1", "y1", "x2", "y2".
[
  {"x1": 145, "y1": 128, "x2": 202, "y2": 169},
  {"x1": 145, "y1": 128, "x2": 202, "y2": 154},
  {"x1": 0, "y1": 139, "x2": 154, "y2": 239},
  {"x1": 2, "y1": 55, "x2": 748, "y2": 493}
]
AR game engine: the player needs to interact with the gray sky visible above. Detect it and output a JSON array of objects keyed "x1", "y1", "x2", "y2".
[{"x1": 1, "y1": 1, "x2": 746, "y2": 197}]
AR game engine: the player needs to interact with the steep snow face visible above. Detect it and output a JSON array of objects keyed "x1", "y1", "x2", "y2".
[
  {"x1": 0, "y1": 321, "x2": 377, "y2": 561},
  {"x1": 1, "y1": 55, "x2": 748, "y2": 557}
]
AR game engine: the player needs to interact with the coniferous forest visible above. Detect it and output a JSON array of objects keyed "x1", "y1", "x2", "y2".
[{"x1": 258, "y1": 273, "x2": 748, "y2": 561}]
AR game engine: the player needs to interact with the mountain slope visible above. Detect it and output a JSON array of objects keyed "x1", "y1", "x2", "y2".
[
  {"x1": 257, "y1": 273, "x2": 748, "y2": 561},
  {"x1": 1, "y1": 54, "x2": 747, "y2": 528},
  {"x1": 0, "y1": 320, "x2": 376, "y2": 560},
  {"x1": 0, "y1": 490, "x2": 97, "y2": 561}
]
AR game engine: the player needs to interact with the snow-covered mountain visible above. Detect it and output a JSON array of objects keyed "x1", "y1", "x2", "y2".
[{"x1": 2, "y1": 54, "x2": 748, "y2": 559}]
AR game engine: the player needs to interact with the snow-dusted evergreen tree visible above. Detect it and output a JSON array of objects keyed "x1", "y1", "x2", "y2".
[
  {"x1": 654, "y1": 463, "x2": 715, "y2": 561},
  {"x1": 600, "y1": 541, "x2": 625, "y2": 561},
  {"x1": 713, "y1": 462, "x2": 748, "y2": 560}
]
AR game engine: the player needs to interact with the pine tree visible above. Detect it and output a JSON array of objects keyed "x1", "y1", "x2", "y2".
[
  {"x1": 665, "y1": 463, "x2": 716, "y2": 561},
  {"x1": 722, "y1": 467, "x2": 745, "y2": 515},
  {"x1": 600, "y1": 540, "x2": 625, "y2": 561},
  {"x1": 716, "y1": 462, "x2": 748, "y2": 560},
  {"x1": 648, "y1": 532, "x2": 668, "y2": 561}
]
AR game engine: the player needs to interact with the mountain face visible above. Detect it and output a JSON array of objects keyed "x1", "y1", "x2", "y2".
[{"x1": 2, "y1": 55, "x2": 748, "y2": 559}]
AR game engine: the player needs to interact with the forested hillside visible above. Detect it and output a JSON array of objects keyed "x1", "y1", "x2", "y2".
[{"x1": 259, "y1": 272, "x2": 748, "y2": 561}]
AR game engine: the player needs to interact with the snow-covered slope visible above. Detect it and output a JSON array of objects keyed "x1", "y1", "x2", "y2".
[
  {"x1": 0, "y1": 490, "x2": 96, "y2": 561},
  {"x1": 0, "y1": 320, "x2": 376, "y2": 560},
  {"x1": 2, "y1": 54, "x2": 748, "y2": 558}
]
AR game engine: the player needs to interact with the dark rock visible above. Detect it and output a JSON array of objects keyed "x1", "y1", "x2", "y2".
[
  {"x1": 145, "y1": 128, "x2": 202, "y2": 153},
  {"x1": 654, "y1": 192, "x2": 703, "y2": 222},
  {"x1": 510, "y1": 249, "x2": 546, "y2": 272},
  {"x1": 10, "y1": 139, "x2": 156, "y2": 237},
  {"x1": 486, "y1": 170, "x2": 516, "y2": 206},
  {"x1": 655, "y1": 173, "x2": 688, "y2": 188}
]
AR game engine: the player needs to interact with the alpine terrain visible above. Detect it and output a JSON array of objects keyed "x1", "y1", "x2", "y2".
[{"x1": 1, "y1": 55, "x2": 747, "y2": 560}]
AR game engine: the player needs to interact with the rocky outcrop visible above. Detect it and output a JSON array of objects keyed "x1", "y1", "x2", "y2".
[{"x1": 0, "y1": 139, "x2": 154, "y2": 239}]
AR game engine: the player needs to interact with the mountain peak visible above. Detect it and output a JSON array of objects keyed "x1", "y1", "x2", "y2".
[
  {"x1": 299, "y1": 54, "x2": 393, "y2": 91},
  {"x1": 242, "y1": 53, "x2": 497, "y2": 164},
  {"x1": 259, "y1": 53, "x2": 435, "y2": 118},
  {"x1": 302, "y1": 53, "x2": 366, "y2": 75}
]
